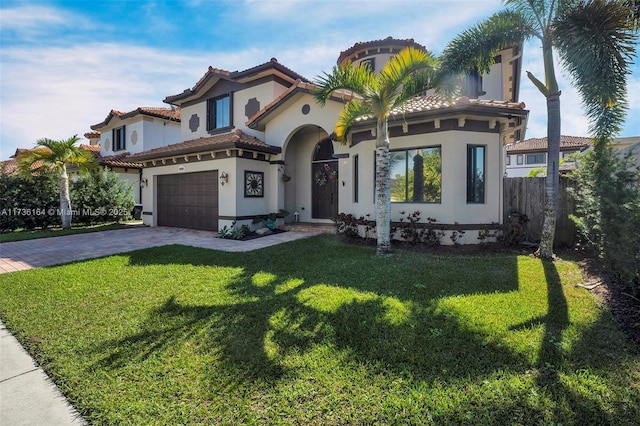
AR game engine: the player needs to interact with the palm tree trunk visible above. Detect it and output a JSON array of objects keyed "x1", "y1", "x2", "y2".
[
  {"x1": 537, "y1": 92, "x2": 561, "y2": 259},
  {"x1": 375, "y1": 118, "x2": 392, "y2": 256},
  {"x1": 60, "y1": 165, "x2": 73, "y2": 229}
]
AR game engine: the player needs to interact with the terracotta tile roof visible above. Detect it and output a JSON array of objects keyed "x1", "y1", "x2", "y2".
[
  {"x1": 79, "y1": 144, "x2": 101, "y2": 153},
  {"x1": 0, "y1": 159, "x2": 17, "y2": 175},
  {"x1": 84, "y1": 131, "x2": 100, "y2": 140},
  {"x1": 506, "y1": 135, "x2": 593, "y2": 153},
  {"x1": 247, "y1": 79, "x2": 325, "y2": 129},
  {"x1": 354, "y1": 95, "x2": 527, "y2": 123},
  {"x1": 98, "y1": 152, "x2": 143, "y2": 169},
  {"x1": 1, "y1": 157, "x2": 46, "y2": 176},
  {"x1": 233, "y1": 58, "x2": 309, "y2": 82},
  {"x1": 338, "y1": 36, "x2": 428, "y2": 64},
  {"x1": 11, "y1": 148, "x2": 29, "y2": 158},
  {"x1": 165, "y1": 58, "x2": 309, "y2": 105},
  {"x1": 127, "y1": 129, "x2": 281, "y2": 161},
  {"x1": 90, "y1": 107, "x2": 180, "y2": 130}
]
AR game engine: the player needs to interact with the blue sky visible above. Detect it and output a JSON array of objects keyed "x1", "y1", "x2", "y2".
[{"x1": 1, "y1": 0, "x2": 638, "y2": 160}]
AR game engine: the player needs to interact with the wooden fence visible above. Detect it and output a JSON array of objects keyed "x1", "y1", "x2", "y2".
[{"x1": 503, "y1": 177, "x2": 577, "y2": 246}]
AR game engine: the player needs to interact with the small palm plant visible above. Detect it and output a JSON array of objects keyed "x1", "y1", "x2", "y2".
[
  {"x1": 314, "y1": 46, "x2": 439, "y2": 256},
  {"x1": 17, "y1": 135, "x2": 97, "y2": 229}
]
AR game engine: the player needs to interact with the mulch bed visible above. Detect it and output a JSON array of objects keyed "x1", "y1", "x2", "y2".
[{"x1": 223, "y1": 228, "x2": 288, "y2": 241}]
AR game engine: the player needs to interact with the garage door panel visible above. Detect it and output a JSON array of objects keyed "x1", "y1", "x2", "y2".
[{"x1": 157, "y1": 171, "x2": 218, "y2": 231}]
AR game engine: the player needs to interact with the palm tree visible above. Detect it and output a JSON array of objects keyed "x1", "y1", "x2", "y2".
[
  {"x1": 17, "y1": 135, "x2": 97, "y2": 229},
  {"x1": 440, "y1": 0, "x2": 637, "y2": 259},
  {"x1": 314, "y1": 47, "x2": 439, "y2": 256}
]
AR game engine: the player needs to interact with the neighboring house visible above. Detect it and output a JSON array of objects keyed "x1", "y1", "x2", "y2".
[
  {"x1": 505, "y1": 135, "x2": 640, "y2": 177},
  {"x1": 87, "y1": 107, "x2": 181, "y2": 203},
  {"x1": 504, "y1": 135, "x2": 592, "y2": 177},
  {"x1": 615, "y1": 139, "x2": 640, "y2": 166},
  {"x1": 121, "y1": 37, "x2": 527, "y2": 242}
]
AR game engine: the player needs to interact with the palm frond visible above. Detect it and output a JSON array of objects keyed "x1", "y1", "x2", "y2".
[
  {"x1": 16, "y1": 148, "x2": 58, "y2": 179},
  {"x1": 17, "y1": 135, "x2": 97, "y2": 178},
  {"x1": 377, "y1": 47, "x2": 439, "y2": 110},
  {"x1": 554, "y1": 0, "x2": 638, "y2": 139},
  {"x1": 334, "y1": 100, "x2": 372, "y2": 143},
  {"x1": 399, "y1": 68, "x2": 440, "y2": 105},
  {"x1": 440, "y1": 9, "x2": 533, "y2": 76},
  {"x1": 313, "y1": 63, "x2": 376, "y2": 106}
]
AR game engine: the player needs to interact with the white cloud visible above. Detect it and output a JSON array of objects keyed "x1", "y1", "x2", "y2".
[
  {"x1": 0, "y1": 43, "x2": 207, "y2": 158},
  {"x1": 1, "y1": 0, "x2": 636, "y2": 161},
  {"x1": 0, "y1": 5, "x2": 92, "y2": 35}
]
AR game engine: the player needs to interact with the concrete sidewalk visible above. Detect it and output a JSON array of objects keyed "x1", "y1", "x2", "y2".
[
  {"x1": 1, "y1": 320, "x2": 87, "y2": 425},
  {"x1": 0, "y1": 226, "x2": 322, "y2": 425}
]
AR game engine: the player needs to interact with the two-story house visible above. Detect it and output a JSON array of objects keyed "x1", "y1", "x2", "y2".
[
  {"x1": 121, "y1": 37, "x2": 527, "y2": 242},
  {"x1": 504, "y1": 136, "x2": 592, "y2": 177},
  {"x1": 88, "y1": 107, "x2": 181, "y2": 203}
]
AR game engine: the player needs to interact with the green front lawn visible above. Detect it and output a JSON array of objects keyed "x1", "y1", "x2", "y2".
[
  {"x1": 0, "y1": 235, "x2": 638, "y2": 424},
  {"x1": 0, "y1": 221, "x2": 142, "y2": 243}
]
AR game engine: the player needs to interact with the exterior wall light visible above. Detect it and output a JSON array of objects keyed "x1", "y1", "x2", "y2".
[{"x1": 220, "y1": 172, "x2": 229, "y2": 185}]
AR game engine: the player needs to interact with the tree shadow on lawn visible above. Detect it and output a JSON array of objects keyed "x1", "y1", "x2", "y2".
[
  {"x1": 89, "y1": 239, "x2": 629, "y2": 421},
  {"x1": 506, "y1": 260, "x2": 637, "y2": 424}
]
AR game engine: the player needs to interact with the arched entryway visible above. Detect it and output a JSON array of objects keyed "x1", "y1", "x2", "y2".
[{"x1": 312, "y1": 137, "x2": 338, "y2": 219}]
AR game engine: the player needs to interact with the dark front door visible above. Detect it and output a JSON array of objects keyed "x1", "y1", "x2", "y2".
[
  {"x1": 312, "y1": 161, "x2": 338, "y2": 219},
  {"x1": 157, "y1": 171, "x2": 219, "y2": 231}
]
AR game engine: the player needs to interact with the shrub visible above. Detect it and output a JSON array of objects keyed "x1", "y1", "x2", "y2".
[
  {"x1": 570, "y1": 147, "x2": 640, "y2": 295},
  {"x1": 393, "y1": 211, "x2": 445, "y2": 246},
  {"x1": 0, "y1": 171, "x2": 58, "y2": 232},
  {"x1": 70, "y1": 170, "x2": 135, "y2": 225}
]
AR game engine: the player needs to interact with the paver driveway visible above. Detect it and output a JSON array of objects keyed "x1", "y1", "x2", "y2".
[{"x1": 0, "y1": 226, "x2": 320, "y2": 274}]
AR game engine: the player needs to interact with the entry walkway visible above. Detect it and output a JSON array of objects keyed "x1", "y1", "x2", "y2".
[{"x1": 0, "y1": 226, "x2": 322, "y2": 425}]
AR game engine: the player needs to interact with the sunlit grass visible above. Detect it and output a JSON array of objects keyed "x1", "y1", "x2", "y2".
[{"x1": 0, "y1": 234, "x2": 638, "y2": 425}]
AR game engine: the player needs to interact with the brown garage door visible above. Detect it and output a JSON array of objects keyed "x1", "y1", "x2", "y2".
[{"x1": 157, "y1": 171, "x2": 218, "y2": 231}]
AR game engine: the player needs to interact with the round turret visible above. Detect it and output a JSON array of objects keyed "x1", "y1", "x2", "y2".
[{"x1": 337, "y1": 36, "x2": 427, "y2": 73}]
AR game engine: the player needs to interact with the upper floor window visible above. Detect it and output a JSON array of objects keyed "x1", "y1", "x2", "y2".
[
  {"x1": 112, "y1": 126, "x2": 126, "y2": 151},
  {"x1": 506, "y1": 155, "x2": 511, "y2": 165},
  {"x1": 360, "y1": 58, "x2": 375, "y2": 72},
  {"x1": 467, "y1": 145, "x2": 485, "y2": 203},
  {"x1": 526, "y1": 153, "x2": 545, "y2": 164},
  {"x1": 207, "y1": 94, "x2": 231, "y2": 131},
  {"x1": 516, "y1": 154, "x2": 523, "y2": 165},
  {"x1": 389, "y1": 146, "x2": 441, "y2": 203}
]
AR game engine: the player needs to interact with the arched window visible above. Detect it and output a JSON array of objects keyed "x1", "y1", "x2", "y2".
[{"x1": 312, "y1": 137, "x2": 336, "y2": 161}]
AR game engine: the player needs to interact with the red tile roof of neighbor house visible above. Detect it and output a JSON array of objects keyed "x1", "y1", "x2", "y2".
[
  {"x1": 126, "y1": 129, "x2": 281, "y2": 162},
  {"x1": 2, "y1": 144, "x2": 129, "y2": 175},
  {"x1": 90, "y1": 107, "x2": 181, "y2": 130},
  {"x1": 0, "y1": 159, "x2": 18, "y2": 175},
  {"x1": 337, "y1": 36, "x2": 428, "y2": 64},
  {"x1": 506, "y1": 135, "x2": 593, "y2": 153}
]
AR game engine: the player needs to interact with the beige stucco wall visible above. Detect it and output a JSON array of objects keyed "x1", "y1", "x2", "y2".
[
  {"x1": 179, "y1": 80, "x2": 289, "y2": 141},
  {"x1": 339, "y1": 130, "x2": 503, "y2": 227},
  {"x1": 139, "y1": 156, "x2": 278, "y2": 230},
  {"x1": 97, "y1": 116, "x2": 179, "y2": 156},
  {"x1": 140, "y1": 158, "x2": 231, "y2": 227},
  {"x1": 259, "y1": 93, "x2": 346, "y2": 222}
]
